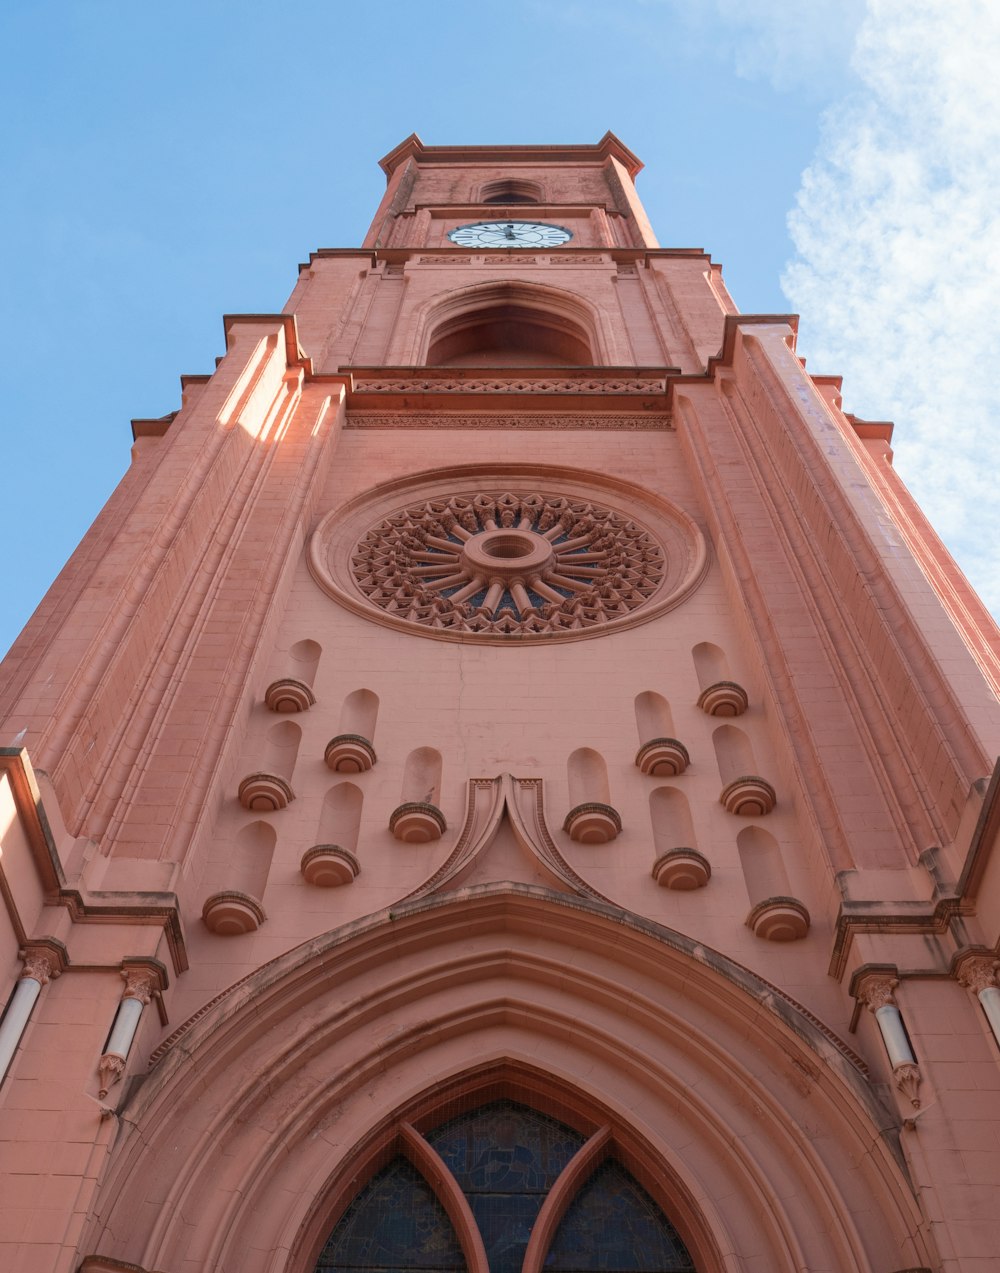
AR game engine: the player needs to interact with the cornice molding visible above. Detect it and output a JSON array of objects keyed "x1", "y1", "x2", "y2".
[
  {"x1": 830, "y1": 758, "x2": 1000, "y2": 979},
  {"x1": 378, "y1": 132, "x2": 643, "y2": 178},
  {"x1": 0, "y1": 746, "x2": 188, "y2": 975}
]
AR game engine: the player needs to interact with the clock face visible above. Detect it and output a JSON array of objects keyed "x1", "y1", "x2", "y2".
[{"x1": 448, "y1": 221, "x2": 573, "y2": 248}]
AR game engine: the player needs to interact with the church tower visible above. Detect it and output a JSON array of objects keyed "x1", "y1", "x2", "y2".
[{"x1": 2, "y1": 135, "x2": 1000, "y2": 1273}]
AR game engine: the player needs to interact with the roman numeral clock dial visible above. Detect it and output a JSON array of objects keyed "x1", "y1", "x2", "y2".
[{"x1": 448, "y1": 220, "x2": 573, "y2": 247}]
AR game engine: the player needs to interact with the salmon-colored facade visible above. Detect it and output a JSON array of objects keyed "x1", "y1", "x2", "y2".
[{"x1": 2, "y1": 135, "x2": 1000, "y2": 1272}]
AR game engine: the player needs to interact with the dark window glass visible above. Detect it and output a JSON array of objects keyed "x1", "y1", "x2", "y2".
[
  {"x1": 545, "y1": 1160, "x2": 696, "y2": 1272},
  {"x1": 314, "y1": 1107, "x2": 697, "y2": 1273},
  {"x1": 426, "y1": 1101, "x2": 584, "y2": 1273},
  {"x1": 314, "y1": 1155, "x2": 467, "y2": 1273}
]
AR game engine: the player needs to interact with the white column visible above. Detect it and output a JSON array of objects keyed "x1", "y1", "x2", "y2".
[
  {"x1": 874, "y1": 1003, "x2": 917, "y2": 1068},
  {"x1": 856, "y1": 972, "x2": 922, "y2": 1109},
  {"x1": 97, "y1": 968, "x2": 158, "y2": 1099},
  {"x1": 0, "y1": 951, "x2": 56, "y2": 1082},
  {"x1": 979, "y1": 986, "x2": 1000, "y2": 1043},
  {"x1": 955, "y1": 953, "x2": 1000, "y2": 1051}
]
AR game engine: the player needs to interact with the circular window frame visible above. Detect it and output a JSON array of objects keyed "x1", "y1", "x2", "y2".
[{"x1": 308, "y1": 464, "x2": 708, "y2": 645}]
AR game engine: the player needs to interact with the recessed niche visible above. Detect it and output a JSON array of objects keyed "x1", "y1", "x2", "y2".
[
  {"x1": 738, "y1": 827, "x2": 809, "y2": 941},
  {"x1": 649, "y1": 788, "x2": 708, "y2": 889},
  {"x1": 693, "y1": 643, "x2": 748, "y2": 716},
  {"x1": 634, "y1": 692, "x2": 690, "y2": 776},
  {"x1": 391, "y1": 749, "x2": 445, "y2": 843},
  {"x1": 325, "y1": 689, "x2": 380, "y2": 772},
  {"x1": 238, "y1": 721, "x2": 300, "y2": 810},
  {"x1": 302, "y1": 784, "x2": 364, "y2": 885},
  {"x1": 713, "y1": 726, "x2": 775, "y2": 816},
  {"x1": 565, "y1": 749, "x2": 620, "y2": 843},
  {"x1": 264, "y1": 640, "x2": 321, "y2": 712}
]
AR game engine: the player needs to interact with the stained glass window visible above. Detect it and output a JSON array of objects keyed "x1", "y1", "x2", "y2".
[
  {"x1": 427, "y1": 1102, "x2": 585, "y2": 1273},
  {"x1": 313, "y1": 1156, "x2": 466, "y2": 1273},
  {"x1": 314, "y1": 1105, "x2": 697, "y2": 1273},
  {"x1": 546, "y1": 1160, "x2": 696, "y2": 1272}
]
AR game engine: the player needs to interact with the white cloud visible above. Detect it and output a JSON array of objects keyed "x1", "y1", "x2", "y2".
[
  {"x1": 538, "y1": 0, "x2": 864, "y2": 95},
  {"x1": 782, "y1": 0, "x2": 1000, "y2": 615},
  {"x1": 632, "y1": 0, "x2": 866, "y2": 93}
]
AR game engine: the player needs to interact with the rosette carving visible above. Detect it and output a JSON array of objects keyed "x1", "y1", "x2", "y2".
[{"x1": 350, "y1": 491, "x2": 665, "y2": 637}]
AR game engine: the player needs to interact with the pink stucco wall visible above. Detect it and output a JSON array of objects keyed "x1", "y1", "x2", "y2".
[{"x1": 1, "y1": 136, "x2": 999, "y2": 1272}]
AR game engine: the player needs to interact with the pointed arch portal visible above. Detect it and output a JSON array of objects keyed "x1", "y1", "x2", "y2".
[{"x1": 79, "y1": 888, "x2": 934, "y2": 1273}]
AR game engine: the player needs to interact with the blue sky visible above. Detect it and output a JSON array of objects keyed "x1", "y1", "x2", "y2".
[{"x1": 2, "y1": 0, "x2": 997, "y2": 659}]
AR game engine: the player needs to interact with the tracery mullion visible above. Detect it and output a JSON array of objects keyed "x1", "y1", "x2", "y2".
[
  {"x1": 400, "y1": 1121, "x2": 490, "y2": 1273},
  {"x1": 520, "y1": 1124, "x2": 613, "y2": 1273}
]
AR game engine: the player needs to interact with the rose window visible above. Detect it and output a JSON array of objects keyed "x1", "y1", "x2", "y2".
[{"x1": 350, "y1": 492, "x2": 666, "y2": 637}]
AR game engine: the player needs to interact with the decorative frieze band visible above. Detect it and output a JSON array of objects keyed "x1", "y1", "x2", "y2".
[
  {"x1": 345, "y1": 413, "x2": 671, "y2": 431},
  {"x1": 414, "y1": 254, "x2": 607, "y2": 266},
  {"x1": 351, "y1": 378, "x2": 666, "y2": 395}
]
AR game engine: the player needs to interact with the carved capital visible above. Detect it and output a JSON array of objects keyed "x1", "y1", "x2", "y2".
[
  {"x1": 854, "y1": 973, "x2": 899, "y2": 1013},
  {"x1": 20, "y1": 955, "x2": 54, "y2": 985},
  {"x1": 953, "y1": 949, "x2": 1000, "y2": 995},
  {"x1": 893, "y1": 1061, "x2": 922, "y2": 1109},
  {"x1": 120, "y1": 957, "x2": 169, "y2": 1001},
  {"x1": 18, "y1": 938, "x2": 69, "y2": 984},
  {"x1": 120, "y1": 971, "x2": 155, "y2": 1005}
]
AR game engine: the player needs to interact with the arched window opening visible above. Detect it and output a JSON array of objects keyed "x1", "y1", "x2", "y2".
[
  {"x1": 314, "y1": 1156, "x2": 465, "y2": 1272},
  {"x1": 480, "y1": 178, "x2": 542, "y2": 205},
  {"x1": 427, "y1": 1101, "x2": 584, "y2": 1269},
  {"x1": 547, "y1": 1159, "x2": 695, "y2": 1271},
  {"x1": 312, "y1": 1101, "x2": 697, "y2": 1273},
  {"x1": 427, "y1": 303, "x2": 594, "y2": 368}
]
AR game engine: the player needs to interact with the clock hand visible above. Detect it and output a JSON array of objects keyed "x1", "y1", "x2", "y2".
[{"x1": 503, "y1": 224, "x2": 517, "y2": 240}]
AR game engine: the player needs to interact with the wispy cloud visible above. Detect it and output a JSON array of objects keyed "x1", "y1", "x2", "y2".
[
  {"x1": 659, "y1": 0, "x2": 866, "y2": 93},
  {"x1": 782, "y1": 0, "x2": 1000, "y2": 614},
  {"x1": 535, "y1": 0, "x2": 864, "y2": 95},
  {"x1": 628, "y1": 0, "x2": 866, "y2": 94}
]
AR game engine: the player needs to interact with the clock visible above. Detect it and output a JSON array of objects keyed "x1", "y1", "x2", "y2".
[{"x1": 448, "y1": 221, "x2": 573, "y2": 248}]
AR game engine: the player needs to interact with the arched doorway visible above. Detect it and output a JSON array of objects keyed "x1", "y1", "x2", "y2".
[{"x1": 77, "y1": 887, "x2": 935, "y2": 1273}]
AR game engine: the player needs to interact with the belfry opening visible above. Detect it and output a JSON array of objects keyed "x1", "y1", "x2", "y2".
[{"x1": 423, "y1": 284, "x2": 597, "y2": 367}]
